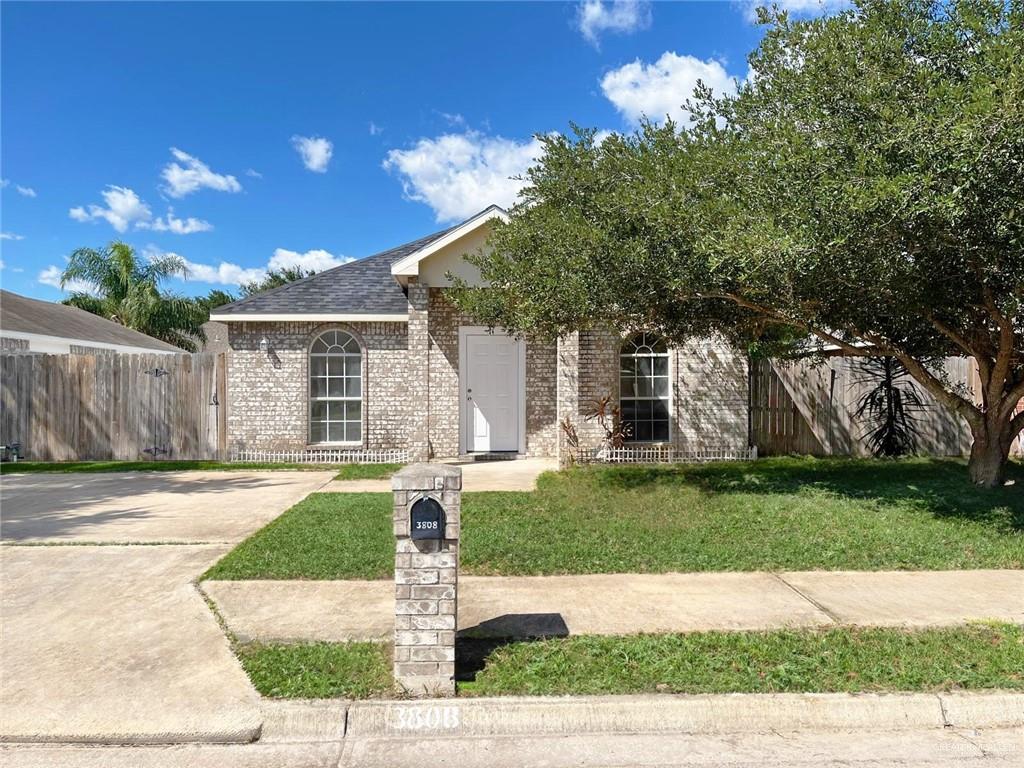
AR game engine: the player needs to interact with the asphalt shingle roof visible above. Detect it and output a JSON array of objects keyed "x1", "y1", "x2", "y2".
[
  {"x1": 212, "y1": 224, "x2": 461, "y2": 317},
  {"x1": 0, "y1": 290, "x2": 181, "y2": 352}
]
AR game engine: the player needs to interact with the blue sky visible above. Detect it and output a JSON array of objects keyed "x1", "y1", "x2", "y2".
[{"x1": 0, "y1": 1, "x2": 831, "y2": 301}]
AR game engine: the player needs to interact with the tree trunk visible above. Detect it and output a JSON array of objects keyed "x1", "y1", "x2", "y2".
[{"x1": 967, "y1": 417, "x2": 1013, "y2": 488}]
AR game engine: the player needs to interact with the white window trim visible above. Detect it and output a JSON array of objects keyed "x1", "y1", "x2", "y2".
[
  {"x1": 457, "y1": 325, "x2": 527, "y2": 455},
  {"x1": 619, "y1": 334, "x2": 673, "y2": 445},
  {"x1": 308, "y1": 330, "x2": 364, "y2": 446}
]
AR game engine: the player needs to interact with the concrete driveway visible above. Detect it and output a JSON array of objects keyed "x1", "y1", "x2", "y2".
[
  {"x1": 0, "y1": 470, "x2": 332, "y2": 744},
  {"x1": 0, "y1": 470, "x2": 333, "y2": 543}
]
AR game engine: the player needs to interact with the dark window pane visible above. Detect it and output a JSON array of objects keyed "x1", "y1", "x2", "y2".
[
  {"x1": 346, "y1": 421, "x2": 362, "y2": 442},
  {"x1": 311, "y1": 402, "x2": 327, "y2": 420},
  {"x1": 635, "y1": 422, "x2": 653, "y2": 441},
  {"x1": 311, "y1": 357, "x2": 327, "y2": 376},
  {"x1": 342, "y1": 335, "x2": 360, "y2": 353},
  {"x1": 620, "y1": 377, "x2": 635, "y2": 398},
  {"x1": 346, "y1": 376, "x2": 361, "y2": 398},
  {"x1": 653, "y1": 357, "x2": 668, "y2": 376},
  {"x1": 310, "y1": 378, "x2": 326, "y2": 398},
  {"x1": 654, "y1": 376, "x2": 669, "y2": 397},
  {"x1": 310, "y1": 422, "x2": 326, "y2": 443},
  {"x1": 344, "y1": 356, "x2": 361, "y2": 377},
  {"x1": 326, "y1": 357, "x2": 344, "y2": 376},
  {"x1": 636, "y1": 377, "x2": 653, "y2": 397},
  {"x1": 328, "y1": 422, "x2": 346, "y2": 442},
  {"x1": 328, "y1": 378, "x2": 344, "y2": 397},
  {"x1": 326, "y1": 402, "x2": 343, "y2": 420},
  {"x1": 649, "y1": 336, "x2": 667, "y2": 353},
  {"x1": 652, "y1": 400, "x2": 670, "y2": 420},
  {"x1": 653, "y1": 421, "x2": 670, "y2": 441},
  {"x1": 636, "y1": 400, "x2": 653, "y2": 420},
  {"x1": 637, "y1": 358, "x2": 653, "y2": 377},
  {"x1": 312, "y1": 338, "x2": 328, "y2": 353},
  {"x1": 620, "y1": 401, "x2": 637, "y2": 421},
  {"x1": 345, "y1": 401, "x2": 362, "y2": 421}
]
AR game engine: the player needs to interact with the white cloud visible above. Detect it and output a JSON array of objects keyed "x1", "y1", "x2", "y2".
[
  {"x1": 68, "y1": 186, "x2": 152, "y2": 233},
  {"x1": 742, "y1": 0, "x2": 850, "y2": 23},
  {"x1": 1, "y1": 232, "x2": 25, "y2": 241},
  {"x1": 70, "y1": 186, "x2": 211, "y2": 234},
  {"x1": 383, "y1": 131, "x2": 543, "y2": 222},
  {"x1": 601, "y1": 51, "x2": 738, "y2": 127},
  {"x1": 146, "y1": 209, "x2": 213, "y2": 235},
  {"x1": 291, "y1": 135, "x2": 333, "y2": 173},
  {"x1": 368, "y1": 121, "x2": 383, "y2": 136},
  {"x1": 161, "y1": 148, "x2": 242, "y2": 198},
  {"x1": 15, "y1": 185, "x2": 36, "y2": 198},
  {"x1": 183, "y1": 258, "x2": 266, "y2": 286},
  {"x1": 268, "y1": 248, "x2": 352, "y2": 273},
  {"x1": 146, "y1": 245, "x2": 351, "y2": 288},
  {"x1": 0, "y1": 179, "x2": 8, "y2": 188},
  {"x1": 38, "y1": 265, "x2": 94, "y2": 293},
  {"x1": 577, "y1": 0, "x2": 651, "y2": 46},
  {"x1": 245, "y1": 168, "x2": 263, "y2": 178}
]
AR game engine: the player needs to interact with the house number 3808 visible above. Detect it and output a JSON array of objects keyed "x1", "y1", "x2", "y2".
[{"x1": 415, "y1": 520, "x2": 438, "y2": 530}]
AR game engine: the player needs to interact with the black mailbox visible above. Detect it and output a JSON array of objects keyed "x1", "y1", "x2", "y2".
[{"x1": 410, "y1": 497, "x2": 445, "y2": 540}]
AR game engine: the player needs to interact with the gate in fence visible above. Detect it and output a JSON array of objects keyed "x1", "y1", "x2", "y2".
[{"x1": 0, "y1": 352, "x2": 227, "y2": 462}]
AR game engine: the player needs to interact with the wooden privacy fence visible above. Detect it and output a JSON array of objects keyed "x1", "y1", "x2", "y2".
[
  {"x1": 750, "y1": 356, "x2": 990, "y2": 458},
  {"x1": 1, "y1": 352, "x2": 226, "y2": 462}
]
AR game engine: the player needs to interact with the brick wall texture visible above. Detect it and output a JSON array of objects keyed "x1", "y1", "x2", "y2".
[{"x1": 225, "y1": 292, "x2": 748, "y2": 458}]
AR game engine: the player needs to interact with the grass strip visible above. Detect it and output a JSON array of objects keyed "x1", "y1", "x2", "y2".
[
  {"x1": 238, "y1": 641, "x2": 393, "y2": 699},
  {"x1": 233, "y1": 624, "x2": 1024, "y2": 699}
]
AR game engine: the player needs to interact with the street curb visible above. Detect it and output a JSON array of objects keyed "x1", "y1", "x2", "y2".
[
  {"x1": 343, "y1": 692, "x2": 1024, "y2": 738},
  {"x1": 0, "y1": 720, "x2": 262, "y2": 746}
]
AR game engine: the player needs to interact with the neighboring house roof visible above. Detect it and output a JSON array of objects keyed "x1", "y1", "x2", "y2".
[
  {"x1": 210, "y1": 205, "x2": 506, "y2": 322},
  {"x1": 0, "y1": 290, "x2": 181, "y2": 354}
]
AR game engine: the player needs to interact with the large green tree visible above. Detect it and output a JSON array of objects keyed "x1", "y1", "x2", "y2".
[
  {"x1": 61, "y1": 241, "x2": 208, "y2": 351},
  {"x1": 454, "y1": 0, "x2": 1023, "y2": 486}
]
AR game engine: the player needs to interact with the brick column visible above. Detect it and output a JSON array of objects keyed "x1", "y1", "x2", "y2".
[
  {"x1": 556, "y1": 331, "x2": 581, "y2": 466},
  {"x1": 392, "y1": 463, "x2": 461, "y2": 697},
  {"x1": 407, "y1": 279, "x2": 430, "y2": 461}
]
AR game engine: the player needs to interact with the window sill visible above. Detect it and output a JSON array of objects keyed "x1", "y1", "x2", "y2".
[{"x1": 305, "y1": 442, "x2": 364, "y2": 449}]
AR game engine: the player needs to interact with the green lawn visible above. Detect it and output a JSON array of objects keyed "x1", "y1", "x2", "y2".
[
  {"x1": 0, "y1": 459, "x2": 401, "y2": 480},
  {"x1": 203, "y1": 457, "x2": 1024, "y2": 580},
  {"x1": 237, "y1": 623, "x2": 1024, "y2": 699}
]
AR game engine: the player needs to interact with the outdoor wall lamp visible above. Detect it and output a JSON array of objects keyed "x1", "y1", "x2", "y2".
[{"x1": 258, "y1": 335, "x2": 270, "y2": 354}]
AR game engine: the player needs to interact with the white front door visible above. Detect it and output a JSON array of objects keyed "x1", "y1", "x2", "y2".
[{"x1": 462, "y1": 330, "x2": 522, "y2": 453}]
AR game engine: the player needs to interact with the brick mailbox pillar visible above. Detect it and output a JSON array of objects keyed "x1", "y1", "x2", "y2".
[{"x1": 391, "y1": 463, "x2": 461, "y2": 697}]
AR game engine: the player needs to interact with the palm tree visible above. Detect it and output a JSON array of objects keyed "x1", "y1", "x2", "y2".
[{"x1": 61, "y1": 241, "x2": 207, "y2": 351}]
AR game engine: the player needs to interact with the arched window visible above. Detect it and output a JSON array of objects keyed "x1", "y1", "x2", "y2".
[
  {"x1": 619, "y1": 332, "x2": 670, "y2": 442},
  {"x1": 309, "y1": 330, "x2": 362, "y2": 444}
]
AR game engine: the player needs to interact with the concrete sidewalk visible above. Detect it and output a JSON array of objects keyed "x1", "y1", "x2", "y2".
[{"x1": 203, "y1": 569, "x2": 1024, "y2": 643}]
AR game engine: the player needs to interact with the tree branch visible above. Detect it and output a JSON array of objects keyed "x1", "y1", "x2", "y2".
[{"x1": 692, "y1": 290, "x2": 986, "y2": 431}]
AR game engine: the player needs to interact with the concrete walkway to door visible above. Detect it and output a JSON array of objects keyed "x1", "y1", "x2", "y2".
[
  {"x1": 202, "y1": 569, "x2": 1024, "y2": 644},
  {"x1": 0, "y1": 470, "x2": 334, "y2": 744},
  {"x1": 322, "y1": 457, "x2": 557, "y2": 493}
]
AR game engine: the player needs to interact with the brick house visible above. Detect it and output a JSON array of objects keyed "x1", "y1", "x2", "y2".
[{"x1": 210, "y1": 206, "x2": 750, "y2": 463}]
